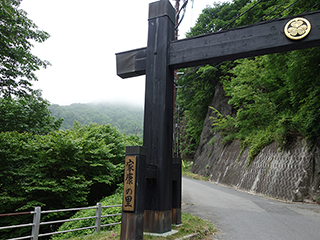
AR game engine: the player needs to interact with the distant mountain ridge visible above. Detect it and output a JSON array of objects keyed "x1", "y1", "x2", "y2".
[{"x1": 49, "y1": 103, "x2": 143, "y2": 137}]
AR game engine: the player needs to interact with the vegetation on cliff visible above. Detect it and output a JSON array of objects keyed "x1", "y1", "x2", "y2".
[
  {"x1": 214, "y1": 48, "x2": 320, "y2": 164},
  {"x1": 177, "y1": 0, "x2": 320, "y2": 162}
]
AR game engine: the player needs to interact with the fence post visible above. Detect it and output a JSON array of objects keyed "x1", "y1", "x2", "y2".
[
  {"x1": 31, "y1": 206, "x2": 41, "y2": 240},
  {"x1": 95, "y1": 202, "x2": 102, "y2": 233}
]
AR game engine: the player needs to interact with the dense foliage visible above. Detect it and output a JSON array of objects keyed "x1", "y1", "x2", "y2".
[
  {"x1": 50, "y1": 103, "x2": 143, "y2": 138},
  {"x1": 0, "y1": 0, "x2": 50, "y2": 98},
  {"x1": 0, "y1": 123, "x2": 141, "y2": 239},
  {"x1": 0, "y1": 91, "x2": 62, "y2": 134},
  {"x1": 213, "y1": 48, "x2": 320, "y2": 164},
  {"x1": 177, "y1": 0, "x2": 320, "y2": 160}
]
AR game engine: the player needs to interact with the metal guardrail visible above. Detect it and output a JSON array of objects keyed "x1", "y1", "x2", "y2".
[{"x1": 0, "y1": 203, "x2": 122, "y2": 240}]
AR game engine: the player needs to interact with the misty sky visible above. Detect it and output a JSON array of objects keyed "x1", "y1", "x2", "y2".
[{"x1": 20, "y1": 0, "x2": 228, "y2": 107}]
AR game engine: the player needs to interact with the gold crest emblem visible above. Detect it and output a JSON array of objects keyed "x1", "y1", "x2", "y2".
[{"x1": 284, "y1": 17, "x2": 311, "y2": 40}]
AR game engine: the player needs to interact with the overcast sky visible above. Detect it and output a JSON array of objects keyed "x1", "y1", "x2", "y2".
[{"x1": 20, "y1": 0, "x2": 229, "y2": 107}]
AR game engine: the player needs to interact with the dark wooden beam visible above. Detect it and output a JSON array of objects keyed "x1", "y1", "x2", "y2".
[
  {"x1": 116, "y1": 47, "x2": 146, "y2": 79},
  {"x1": 169, "y1": 10, "x2": 320, "y2": 69},
  {"x1": 115, "y1": 10, "x2": 320, "y2": 78}
]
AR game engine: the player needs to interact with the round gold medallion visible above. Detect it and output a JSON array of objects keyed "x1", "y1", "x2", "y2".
[{"x1": 284, "y1": 17, "x2": 311, "y2": 40}]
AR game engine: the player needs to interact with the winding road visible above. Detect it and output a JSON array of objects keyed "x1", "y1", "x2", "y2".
[{"x1": 182, "y1": 177, "x2": 320, "y2": 240}]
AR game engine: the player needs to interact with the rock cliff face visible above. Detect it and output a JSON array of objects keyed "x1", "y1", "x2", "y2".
[{"x1": 192, "y1": 83, "x2": 320, "y2": 202}]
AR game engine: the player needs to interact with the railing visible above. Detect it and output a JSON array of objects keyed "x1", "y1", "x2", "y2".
[{"x1": 0, "y1": 203, "x2": 122, "y2": 240}]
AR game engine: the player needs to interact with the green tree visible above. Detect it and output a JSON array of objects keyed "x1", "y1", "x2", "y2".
[
  {"x1": 212, "y1": 47, "x2": 320, "y2": 164},
  {"x1": 176, "y1": 66, "x2": 222, "y2": 159},
  {"x1": 0, "y1": 0, "x2": 50, "y2": 98},
  {"x1": 0, "y1": 91, "x2": 62, "y2": 134},
  {"x1": 177, "y1": 0, "x2": 254, "y2": 159},
  {"x1": 0, "y1": 122, "x2": 142, "y2": 239},
  {"x1": 177, "y1": 0, "x2": 320, "y2": 160},
  {"x1": 49, "y1": 103, "x2": 143, "y2": 138}
]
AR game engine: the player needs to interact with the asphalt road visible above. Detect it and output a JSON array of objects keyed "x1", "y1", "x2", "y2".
[{"x1": 182, "y1": 177, "x2": 320, "y2": 240}]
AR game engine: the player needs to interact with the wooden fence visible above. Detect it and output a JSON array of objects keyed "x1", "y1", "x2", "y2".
[{"x1": 0, "y1": 203, "x2": 122, "y2": 240}]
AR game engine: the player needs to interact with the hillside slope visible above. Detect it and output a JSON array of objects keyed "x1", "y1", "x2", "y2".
[{"x1": 49, "y1": 103, "x2": 143, "y2": 137}]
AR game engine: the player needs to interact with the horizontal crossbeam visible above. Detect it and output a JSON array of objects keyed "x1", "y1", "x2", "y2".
[
  {"x1": 170, "y1": 10, "x2": 320, "y2": 69},
  {"x1": 116, "y1": 10, "x2": 320, "y2": 79},
  {"x1": 116, "y1": 47, "x2": 147, "y2": 79}
]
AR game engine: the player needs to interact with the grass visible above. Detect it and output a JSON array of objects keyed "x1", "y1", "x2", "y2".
[
  {"x1": 58, "y1": 161, "x2": 215, "y2": 240},
  {"x1": 66, "y1": 212, "x2": 216, "y2": 240},
  {"x1": 182, "y1": 161, "x2": 210, "y2": 182}
]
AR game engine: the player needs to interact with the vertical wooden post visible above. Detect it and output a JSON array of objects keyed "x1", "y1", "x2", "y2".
[
  {"x1": 143, "y1": 0, "x2": 175, "y2": 234},
  {"x1": 31, "y1": 206, "x2": 41, "y2": 240},
  {"x1": 120, "y1": 146, "x2": 146, "y2": 240},
  {"x1": 172, "y1": 157, "x2": 182, "y2": 225}
]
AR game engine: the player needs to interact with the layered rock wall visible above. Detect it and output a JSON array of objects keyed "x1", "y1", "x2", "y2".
[{"x1": 192, "y1": 84, "x2": 320, "y2": 202}]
